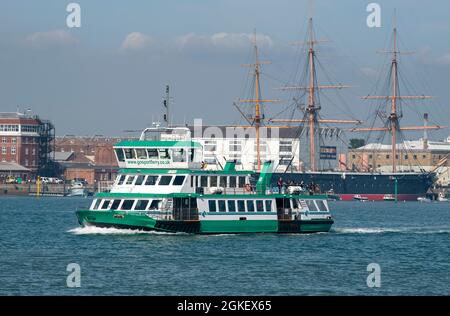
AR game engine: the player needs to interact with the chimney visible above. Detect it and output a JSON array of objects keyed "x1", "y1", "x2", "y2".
[{"x1": 423, "y1": 113, "x2": 428, "y2": 150}]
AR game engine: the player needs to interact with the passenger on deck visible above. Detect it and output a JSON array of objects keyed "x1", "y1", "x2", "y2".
[
  {"x1": 314, "y1": 183, "x2": 321, "y2": 193},
  {"x1": 277, "y1": 177, "x2": 283, "y2": 194}
]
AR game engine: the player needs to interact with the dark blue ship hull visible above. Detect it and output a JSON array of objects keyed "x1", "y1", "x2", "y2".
[{"x1": 267, "y1": 171, "x2": 435, "y2": 201}]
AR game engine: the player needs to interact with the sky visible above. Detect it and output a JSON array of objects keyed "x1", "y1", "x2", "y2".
[{"x1": 0, "y1": 0, "x2": 449, "y2": 141}]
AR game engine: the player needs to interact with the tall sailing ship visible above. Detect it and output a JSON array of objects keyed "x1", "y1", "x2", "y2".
[{"x1": 233, "y1": 18, "x2": 441, "y2": 201}]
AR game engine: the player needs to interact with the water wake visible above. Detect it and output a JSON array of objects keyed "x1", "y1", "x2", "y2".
[
  {"x1": 67, "y1": 226, "x2": 184, "y2": 236},
  {"x1": 332, "y1": 227, "x2": 450, "y2": 235}
]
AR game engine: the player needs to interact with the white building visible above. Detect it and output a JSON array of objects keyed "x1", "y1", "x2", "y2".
[{"x1": 187, "y1": 125, "x2": 302, "y2": 172}]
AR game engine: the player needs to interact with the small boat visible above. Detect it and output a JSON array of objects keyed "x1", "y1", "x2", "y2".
[
  {"x1": 67, "y1": 181, "x2": 88, "y2": 197},
  {"x1": 417, "y1": 196, "x2": 431, "y2": 203},
  {"x1": 326, "y1": 189, "x2": 341, "y2": 201},
  {"x1": 437, "y1": 192, "x2": 449, "y2": 202},
  {"x1": 353, "y1": 194, "x2": 368, "y2": 201},
  {"x1": 383, "y1": 194, "x2": 396, "y2": 201}
]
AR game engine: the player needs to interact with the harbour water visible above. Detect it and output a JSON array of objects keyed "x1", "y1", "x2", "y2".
[{"x1": 1, "y1": 196, "x2": 449, "y2": 295}]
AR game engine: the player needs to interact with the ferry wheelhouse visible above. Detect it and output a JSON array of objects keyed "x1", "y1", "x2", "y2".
[{"x1": 76, "y1": 127, "x2": 334, "y2": 234}]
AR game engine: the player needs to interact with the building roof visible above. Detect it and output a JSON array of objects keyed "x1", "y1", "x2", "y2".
[
  {"x1": 0, "y1": 112, "x2": 34, "y2": 119},
  {"x1": 0, "y1": 162, "x2": 31, "y2": 172},
  {"x1": 0, "y1": 111, "x2": 41, "y2": 121},
  {"x1": 354, "y1": 139, "x2": 450, "y2": 152},
  {"x1": 52, "y1": 151, "x2": 74, "y2": 161}
]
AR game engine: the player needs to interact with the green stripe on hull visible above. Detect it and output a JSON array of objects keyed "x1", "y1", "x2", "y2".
[
  {"x1": 76, "y1": 210, "x2": 158, "y2": 231},
  {"x1": 76, "y1": 210, "x2": 333, "y2": 234},
  {"x1": 299, "y1": 222, "x2": 333, "y2": 233},
  {"x1": 200, "y1": 220, "x2": 278, "y2": 234}
]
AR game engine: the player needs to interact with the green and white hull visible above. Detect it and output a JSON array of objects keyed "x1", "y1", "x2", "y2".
[{"x1": 76, "y1": 208, "x2": 333, "y2": 234}]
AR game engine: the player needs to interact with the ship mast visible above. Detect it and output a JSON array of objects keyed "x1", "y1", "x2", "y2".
[
  {"x1": 390, "y1": 25, "x2": 399, "y2": 172},
  {"x1": 163, "y1": 85, "x2": 171, "y2": 127},
  {"x1": 238, "y1": 31, "x2": 278, "y2": 172},
  {"x1": 307, "y1": 18, "x2": 317, "y2": 171},
  {"x1": 254, "y1": 37, "x2": 262, "y2": 172},
  {"x1": 272, "y1": 18, "x2": 356, "y2": 171},
  {"x1": 352, "y1": 19, "x2": 439, "y2": 173}
]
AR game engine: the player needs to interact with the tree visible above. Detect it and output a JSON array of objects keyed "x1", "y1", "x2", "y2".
[{"x1": 349, "y1": 138, "x2": 366, "y2": 149}]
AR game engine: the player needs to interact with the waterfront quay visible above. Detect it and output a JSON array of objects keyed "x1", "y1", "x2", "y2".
[{"x1": 0, "y1": 181, "x2": 113, "y2": 196}]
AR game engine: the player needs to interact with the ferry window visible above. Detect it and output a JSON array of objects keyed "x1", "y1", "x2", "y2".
[
  {"x1": 145, "y1": 176, "x2": 158, "y2": 185},
  {"x1": 147, "y1": 149, "x2": 158, "y2": 158},
  {"x1": 135, "y1": 148, "x2": 147, "y2": 159},
  {"x1": 210, "y1": 176, "x2": 218, "y2": 187},
  {"x1": 237, "y1": 200, "x2": 246, "y2": 212},
  {"x1": 227, "y1": 200, "x2": 236, "y2": 212},
  {"x1": 229, "y1": 177, "x2": 236, "y2": 188},
  {"x1": 149, "y1": 200, "x2": 161, "y2": 210},
  {"x1": 315, "y1": 200, "x2": 328, "y2": 212},
  {"x1": 125, "y1": 176, "x2": 135, "y2": 185},
  {"x1": 265, "y1": 200, "x2": 272, "y2": 212},
  {"x1": 292, "y1": 198, "x2": 299, "y2": 209},
  {"x1": 124, "y1": 148, "x2": 135, "y2": 159},
  {"x1": 238, "y1": 176, "x2": 246, "y2": 188},
  {"x1": 218, "y1": 200, "x2": 226, "y2": 212},
  {"x1": 190, "y1": 176, "x2": 195, "y2": 187},
  {"x1": 135, "y1": 175, "x2": 145, "y2": 185},
  {"x1": 172, "y1": 149, "x2": 186, "y2": 162},
  {"x1": 91, "y1": 199, "x2": 100, "y2": 210},
  {"x1": 246, "y1": 200, "x2": 255, "y2": 212},
  {"x1": 275, "y1": 198, "x2": 284, "y2": 211},
  {"x1": 190, "y1": 198, "x2": 198, "y2": 210},
  {"x1": 100, "y1": 200, "x2": 111, "y2": 210},
  {"x1": 110, "y1": 200, "x2": 121, "y2": 210},
  {"x1": 158, "y1": 149, "x2": 171, "y2": 159},
  {"x1": 117, "y1": 175, "x2": 126, "y2": 185},
  {"x1": 305, "y1": 200, "x2": 318, "y2": 212},
  {"x1": 190, "y1": 148, "x2": 195, "y2": 162},
  {"x1": 135, "y1": 200, "x2": 149, "y2": 211},
  {"x1": 220, "y1": 176, "x2": 227, "y2": 187},
  {"x1": 200, "y1": 176, "x2": 208, "y2": 187},
  {"x1": 121, "y1": 200, "x2": 134, "y2": 210},
  {"x1": 256, "y1": 200, "x2": 264, "y2": 212},
  {"x1": 284, "y1": 198, "x2": 291, "y2": 209},
  {"x1": 208, "y1": 200, "x2": 217, "y2": 212},
  {"x1": 115, "y1": 149, "x2": 125, "y2": 162},
  {"x1": 159, "y1": 176, "x2": 173, "y2": 185},
  {"x1": 173, "y1": 176, "x2": 186, "y2": 186}
]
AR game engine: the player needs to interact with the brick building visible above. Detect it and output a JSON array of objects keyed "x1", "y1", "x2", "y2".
[
  {"x1": 55, "y1": 136, "x2": 126, "y2": 164},
  {"x1": 0, "y1": 111, "x2": 54, "y2": 178},
  {"x1": 54, "y1": 136, "x2": 131, "y2": 184}
]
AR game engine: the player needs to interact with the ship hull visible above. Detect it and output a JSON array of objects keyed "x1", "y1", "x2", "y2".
[
  {"x1": 76, "y1": 210, "x2": 333, "y2": 234},
  {"x1": 270, "y1": 171, "x2": 435, "y2": 201}
]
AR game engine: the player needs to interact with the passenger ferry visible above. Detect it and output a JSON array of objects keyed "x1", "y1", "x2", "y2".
[{"x1": 75, "y1": 127, "x2": 334, "y2": 234}]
